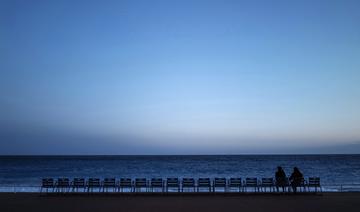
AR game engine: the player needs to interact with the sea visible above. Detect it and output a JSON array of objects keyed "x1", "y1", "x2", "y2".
[{"x1": 0, "y1": 155, "x2": 360, "y2": 192}]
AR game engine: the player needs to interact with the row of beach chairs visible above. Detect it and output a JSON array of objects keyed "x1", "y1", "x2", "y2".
[{"x1": 41, "y1": 177, "x2": 321, "y2": 193}]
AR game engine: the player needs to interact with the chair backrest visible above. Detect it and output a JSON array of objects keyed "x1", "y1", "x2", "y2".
[
  {"x1": 214, "y1": 178, "x2": 226, "y2": 187},
  {"x1": 42, "y1": 178, "x2": 54, "y2": 188},
  {"x1": 229, "y1": 178, "x2": 242, "y2": 187},
  {"x1": 166, "y1": 178, "x2": 179, "y2": 187},
  {"x1": 198, "y1": 178, "x2": 211, "y2": 187},
  {"x1": 120, "y1": 178, "x2": 132, "y2": 187},
  {"x1": 261, "y1": 178, "x2": 274, "y2": 186},
  {"x1": 246, "y1": 178, "x2": 258, "y2": 186},
  {"x1": 73, "y1": 178, "x2": 85, "y2": 187},
  {"x1": 88, "y1": 178, "x2": 100, "y2": 187},
  {"x1": 151, "y1": 178, "x2": 163, "y2": 187},
  {"x1": 103, "y1": 178, "x2": 116, "y2": 187},
  {"x1": 308, "y1": 177, "x2": 320, "y2": 186},
  {"x1": 57, "y1": 178, "x2": 70, "y2": 187},
  {"x1": 135, "y1": 178, "x2": 147, "y2": 187},
  {"x1": 182, "y1": 178, "x2": 195, "y2": 187}
]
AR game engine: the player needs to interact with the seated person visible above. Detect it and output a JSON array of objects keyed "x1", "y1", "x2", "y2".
[
  {"x1": 289, "y1": 167, "x2": 304, "y2": 193},
  {"x1": 275, "y1": 166, "x2": 287, "y2": 192}
]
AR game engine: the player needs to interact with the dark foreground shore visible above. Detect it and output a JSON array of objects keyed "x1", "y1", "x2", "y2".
[{"x1": 1, "y1": 192, "x2": 359, "y2": 212}]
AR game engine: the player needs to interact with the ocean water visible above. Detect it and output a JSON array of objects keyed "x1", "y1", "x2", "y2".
[{"x1": 0, "y1": 155, "x2": 360, "y2": 192}]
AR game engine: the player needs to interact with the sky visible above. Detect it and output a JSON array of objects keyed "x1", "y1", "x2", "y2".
[{"x1": 1, "y1": 0, "x2": 360, "y2": 154}]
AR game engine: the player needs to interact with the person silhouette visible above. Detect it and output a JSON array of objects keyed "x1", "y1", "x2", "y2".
[
  {"x1": 289, "y1": 167, "x2": 304, "y2": 193},
  {"x1": 275, "y1": 166, "x2": 287, "y2": 192}
]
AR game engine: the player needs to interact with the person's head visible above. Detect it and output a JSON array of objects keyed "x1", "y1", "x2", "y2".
[
  {"x1": 277, "y1": 166, "x2": 283, "y2": 172},
  {"x1": 294, "y1": 167, "x2": 299, "y2": 172}
]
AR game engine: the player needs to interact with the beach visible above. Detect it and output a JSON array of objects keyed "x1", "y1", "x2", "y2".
[{"x1": 1, "y1": 193, "x2": 359, "y2": 212}]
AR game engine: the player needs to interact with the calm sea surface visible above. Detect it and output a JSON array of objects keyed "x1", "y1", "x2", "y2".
[{"x1": 0, "y1": 155, "x2": 359, "y2": 191}]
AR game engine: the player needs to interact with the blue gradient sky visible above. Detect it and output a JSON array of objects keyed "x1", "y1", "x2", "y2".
[{"x1": 1, "y1": 0, "x2": 360, "y2": 154}]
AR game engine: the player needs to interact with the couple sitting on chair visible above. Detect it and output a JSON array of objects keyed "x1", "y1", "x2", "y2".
[{"x1": 276, "y1": 166, "x2": 303, "y2": 193}]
